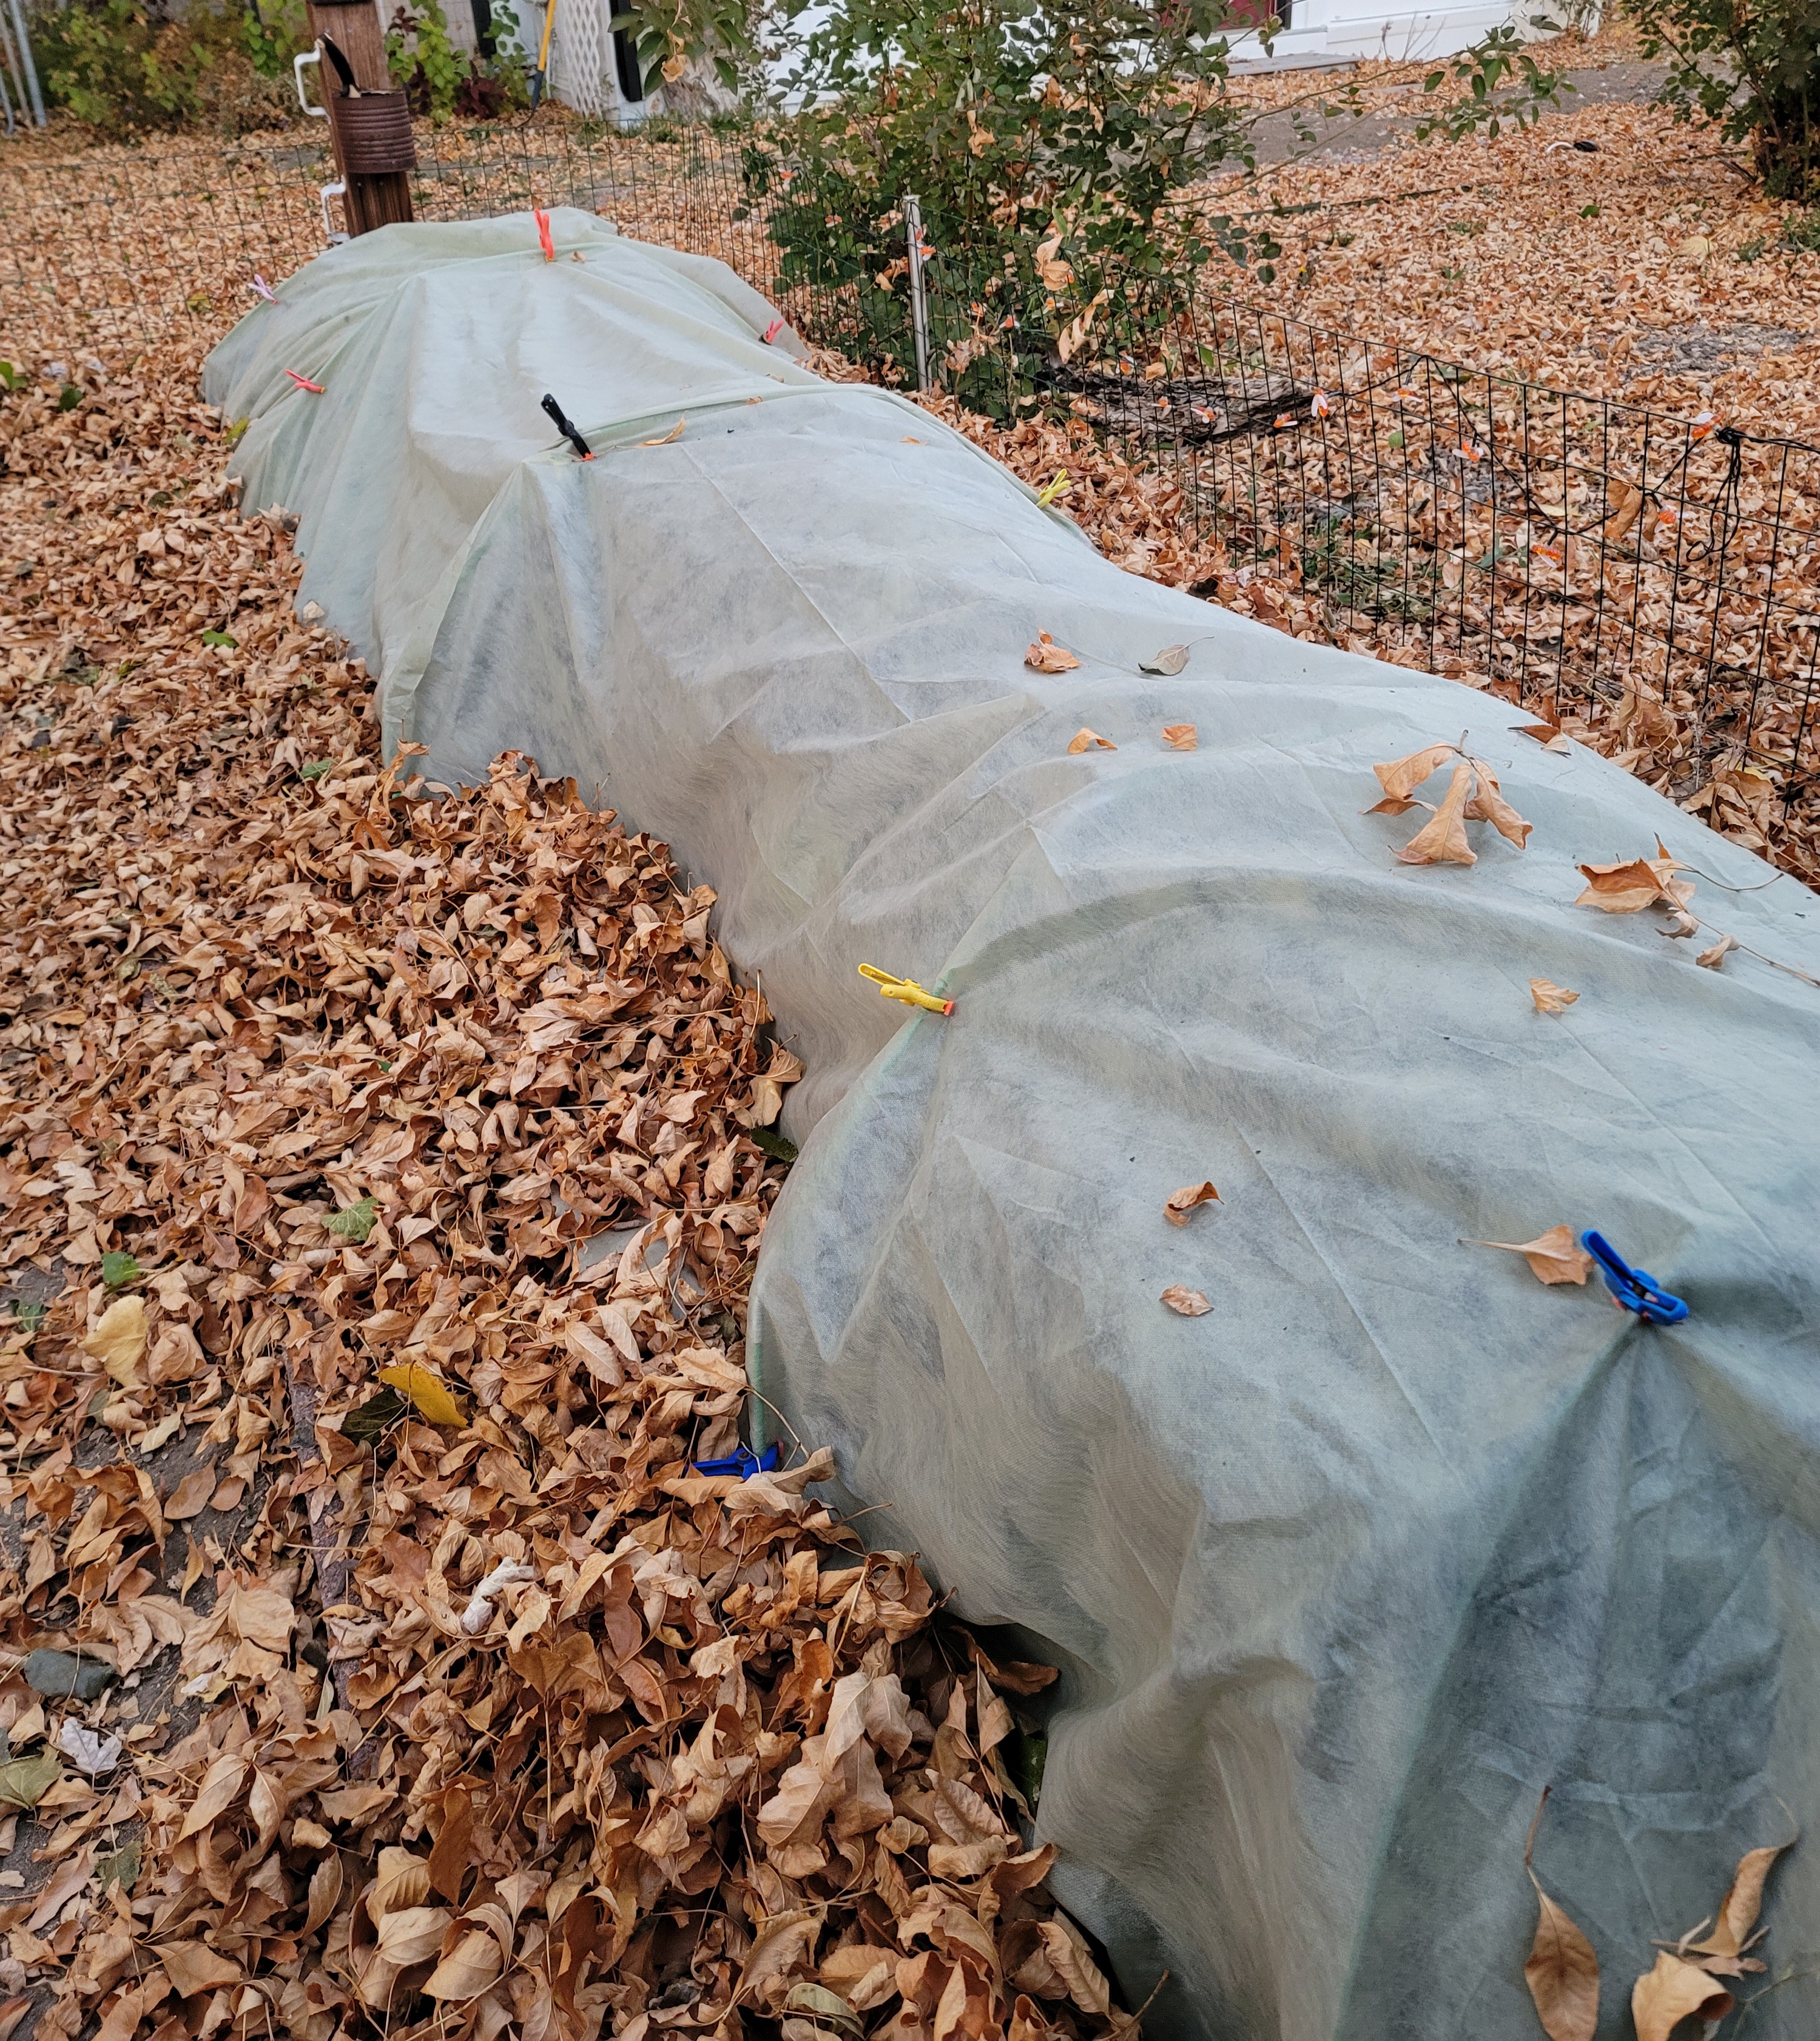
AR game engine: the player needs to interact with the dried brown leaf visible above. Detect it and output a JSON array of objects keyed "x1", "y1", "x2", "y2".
[
  {"x1": 1631, "y1": 1952, "x2": 1732, "y2": 2041},
  {"x1": 1026, "y1": 633, "x2": 1082, "y2": 673},
  {"x1": 1469, "y1": 1226, "x2": 1594, "y2": 1286},
  {"x1": 1161, "y1": 1286, "x2": 1212, "y2": 1316},
  {"x1": 1164, "y1": 1182, "x2": 1220, "y2": 1226},
  {"x1": 1529, "y1": 979, "x2": 1580, "y2": 1014},
  {"x1": 1395, "y1": 763, "x2": 1477, "y2": 866}
]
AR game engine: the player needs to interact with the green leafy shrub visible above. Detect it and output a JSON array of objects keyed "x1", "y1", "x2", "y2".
[
  {"x1": 387, "y1": 0, "x2": 471, "y2": 121},
  {"x1": 30, "y1": 0, "x2": 302, "y2": 133},
  {"x1": 741, "y1": 0, "x2": 1565, "y2": 403},
  {"x1": 1626, "y1": 0, "x2": 1820, "y2": 197}
]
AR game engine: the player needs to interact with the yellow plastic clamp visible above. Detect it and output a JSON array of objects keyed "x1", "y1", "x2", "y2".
[{"x1": 859, "y1": 964, "x2": 954, "y2": 1016}]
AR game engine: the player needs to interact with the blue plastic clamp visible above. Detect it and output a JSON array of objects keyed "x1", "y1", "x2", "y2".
[
  {"x1": 1581, "y1": 1230, "x2": 1689, "y2": 1325},
  {"x1": 690, "y1": 1442, "x2": 781, "y2": 1480}
]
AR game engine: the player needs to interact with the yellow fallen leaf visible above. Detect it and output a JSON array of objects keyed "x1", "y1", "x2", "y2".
[
  {"x1": 379, "y1": 1363, "x2": 466, "y2": 1428},
  {"x1": 1026, "y1": 632, "x2": 1081, "y2": 673},
  {"x1": 638, "y1": 416, "x2": 686, "y2": 447},
  {"x1": 1067, "y1": 727, "x2": 1115, "y2": 754},
  {"x1": 1164, "y1": 1182, "x2": 1220, "y2": 1226},
  {"x1": 1678, "y1": 233, "x2": 1715, "y2": 260},
  {"x1": 1468, "y1": 1226, "x2": 1593, "y2": 1286},
  {"x1": 1395, "y1": 762, "x2": 1477, "y2": 866},
  {"x1": 1161, "y1": 723, "x2": 1197, "y2": 751},
  {"x1": 81, "y1": 1295, "x2": 147, "y2": 1388},
  {"x1": 1687, "y1": 1836, "x2": 1795, "y2": 1959},
  {"x1": 1631, "y1": 1952, "x2": 1731, "y2": 2041},
  {"x1": 1160, "y1": 1286, "x2": 1211, "y2": 1317},
  {"x1": 1530, "y1": 979, "x2": 1580, "y2": 1014}
]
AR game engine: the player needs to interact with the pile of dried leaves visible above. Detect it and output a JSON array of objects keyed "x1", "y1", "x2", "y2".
[{"x1": 0, "y1": 356, "x2": 1135, "y2": 2041}]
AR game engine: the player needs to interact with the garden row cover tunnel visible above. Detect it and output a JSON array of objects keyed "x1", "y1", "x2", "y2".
[{"x1": 206, "y1": 210, "x2": 1820, "y2": 2041}]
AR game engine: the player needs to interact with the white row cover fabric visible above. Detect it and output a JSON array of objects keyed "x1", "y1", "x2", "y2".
[{"x1": 206, "y1": 211, "x2": 1820, "y2": 2041}]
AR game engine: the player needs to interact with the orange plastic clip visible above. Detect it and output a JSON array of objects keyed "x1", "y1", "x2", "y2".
[
  {"x1": 535, "y1": 207, "x2": 555, "y2": 261},
  {"x1": 859, "y1": 965, "x2": 954, "y2": 1016}
]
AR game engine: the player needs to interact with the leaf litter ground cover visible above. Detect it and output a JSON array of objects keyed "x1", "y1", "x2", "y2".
[{"x1": 0, "y1": 351, "x2": 1137, "y2": 2041}]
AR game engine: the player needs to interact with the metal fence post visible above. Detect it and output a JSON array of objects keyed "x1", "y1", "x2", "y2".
[
  {"x1": 904, "y1": 194, "x2": 930, "y2": 394},
  {"x1": 7, "y1": 0, "x2": 44, "y2": 126}
]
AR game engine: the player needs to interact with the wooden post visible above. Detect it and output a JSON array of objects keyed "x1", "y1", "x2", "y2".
[{"x1": 306, "y1": 0, "x2": 415, "y2": 238}]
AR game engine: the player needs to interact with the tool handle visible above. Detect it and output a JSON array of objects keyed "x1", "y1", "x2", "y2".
[{"x1": 540, "y1": 393, "x2": 593, "y2": 460}]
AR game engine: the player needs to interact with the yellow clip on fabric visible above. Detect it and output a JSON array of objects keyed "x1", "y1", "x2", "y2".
[{"x1": 858, "y1": 964, "x2": 955, "y2": 1016}]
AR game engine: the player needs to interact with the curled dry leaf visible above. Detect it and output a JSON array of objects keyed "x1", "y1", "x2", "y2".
[
  {"x1": 1161, "y1": 723, "x2": 1198, "y2": 751},
  {"x1": 1372, "y1": 744, "x2": 1530, "y2": 860},
  {"x1": 1396, "y1": 761, "x2": 1478, "y2": 867},
  {"x1": 1529, "y1": 979, "x2": 1580, "y2": 1014},
  {"x1": 1696, "y1": 933, "x2": 1739, "y2": 970},
  {"x1": 1068, "y1": 727, "x2": 1116, "y2": 754},
  {"x1": 638, "y1": 415, "x2": 687, "y2": 446},
  {"x1": 1374, "y1": 741, "x2": 1461, "y2": 803},
  {"x1": 1576, "y1": 842, "x2": 1695, "y2": 914},
  {"x1": 1687, "y1": 1836, "x2": 1795, "y2": 1961},
  {"x1": 1631, "y1": 1952, "x2": 1733, "y2": 2041},
  {"x1": 1469, "y1": 1226, "x2": 1594, "y2": 1286},
  {"x1": 1026, "y1": 632, "x2": 1082, "y2": 673},
  {"x1": 1464, "y1": 766, "x2": 1534, "y2": 849},
  {"x1": 1141, "y1": 644, "x2": 1189, "y2": 676},
  {"x1": 1164, "y1": 1182, "x2": 1220, "y2": 1226},
  {"x1": 1161, "y1": 1286, "x2": 1212, "y2": 1316}
]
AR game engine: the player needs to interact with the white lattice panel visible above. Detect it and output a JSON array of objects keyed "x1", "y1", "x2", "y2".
[{"x1": 549, "y1": 0, "x2": 617, "y2": 117}]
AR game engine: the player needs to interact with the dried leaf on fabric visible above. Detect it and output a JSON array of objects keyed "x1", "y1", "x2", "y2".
[
  {"x1": 1468, "y1": 1226, "x2": 1594, "y2": 1286},
  {"x1": 1529, "y1": 979, "x2": 1580, "y2": 1013},
  {"x1": 1523, "y1": 1790, "x2": 1599, "y2": 2041},
  {"x1": 1685, "y1": 1836, "x2": 1795, "y2": 1960},
  {"x1": 1141, "y1": 646, "x2": 1190, "y2": 675},
  {"x1": 1161, "y1": 723, "x2": 1198, "y2": 750},
  {"x1": 1027, "y1": 632, "x2": 1082, "y2": 673},
  {"x1": 1164, "y1": 1182, "x2": 1220, "y2": 1226},
  {"x1": 1395, "y1": 762, "x2": 1478, "y2": 866},
  {"x1": 1576, "y1": 844, "x2": 1696, "y2": 914},
  {"x1": 1160, "y1": 1286, "x2": 1212, "y2": 1316},
  {"x1": 1696, "y1": 933, "x2": 1739, "y2": 970},
  {"x1": 1067, "y1": 727, "x2": 1116, "y2": 753},
  {"x1": 1630, "y1": 1952, "x2": 1733, "y2": 2041}
]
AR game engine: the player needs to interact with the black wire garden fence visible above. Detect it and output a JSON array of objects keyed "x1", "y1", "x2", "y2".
[{"x1": 6, "y1": 116, "x2": 1819, "y2": 852}]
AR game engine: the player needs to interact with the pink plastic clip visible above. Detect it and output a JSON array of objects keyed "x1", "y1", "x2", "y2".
[
  {"x1": 534, "y1": 208, "x2": 554, "y2": 261},
  {"x1": 763, "y1": 317, "x2": 784, "y2": 344},
  {"x1": 285, "y1": 369, "x2": 325, "y2": 393}
]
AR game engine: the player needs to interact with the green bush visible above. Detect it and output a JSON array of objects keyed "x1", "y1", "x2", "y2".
[
  {"x1": 740, "y1": 0, "x2": 1566, "y2": 402},
  {"x1": 30, "y1": 0, "x2": 304, "y2": 133},
  {"x1": 1625, "y1": 0, "x2": 1820, "y2": 197},
  {"x1": 386, "y1": 0, "x2": 528, "y2": 120}
]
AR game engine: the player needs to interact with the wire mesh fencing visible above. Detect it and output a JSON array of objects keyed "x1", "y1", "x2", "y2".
[
  {"x1": 906, "y1": 249, "x2": 1820, "y2": 849},
  {"x1": 6, "y1": 118, "x2": 1820, "y2": 853}
]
